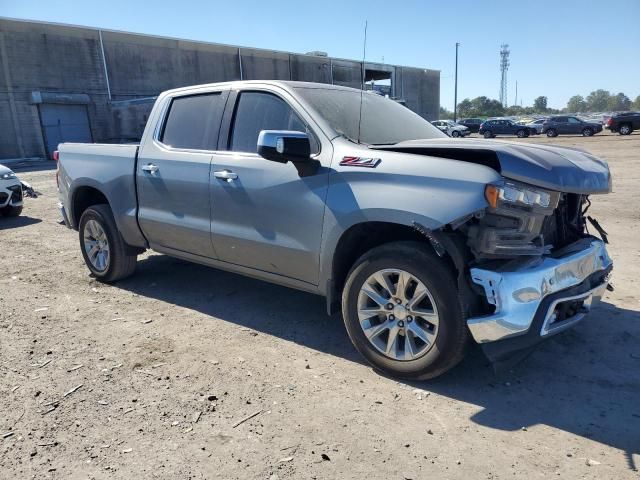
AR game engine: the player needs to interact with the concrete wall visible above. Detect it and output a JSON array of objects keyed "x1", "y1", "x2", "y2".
[{"x1": 0, "y1": 18, "x2": 440, "y2": 160}]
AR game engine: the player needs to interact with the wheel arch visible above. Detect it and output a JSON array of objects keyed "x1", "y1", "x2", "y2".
[
  {"x1": 70, "y1": 184, "x2": 110, "y2": 229},
  {"x1": 324, "y1": 219, "x2": 473, "y2": 316}
]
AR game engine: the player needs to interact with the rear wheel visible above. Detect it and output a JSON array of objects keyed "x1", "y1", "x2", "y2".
[
  {"x1": 0, "y1": 204, "x2": 22, "y2": 217},
  {"x1": 546, "y1": 128, "x2": 557, "y2": 137},
  {"x1": 619, "y1": 124, "x2": 633, "y2": 135},
  {"x1": 582, "y1": 127, "x2": 594, "y2": 137},
  {"x1": 516, "y1": 129, "x2": 526, "y2": 138},
  {"x1": 341, "y1": 242, "x2": 468, "y2": 380},
  {"x1": 483, "y1": 130, "x2": 493, "y2": 139},
  {"x1": 79, "y1": 204, "x2": 137, "y2": 282}
]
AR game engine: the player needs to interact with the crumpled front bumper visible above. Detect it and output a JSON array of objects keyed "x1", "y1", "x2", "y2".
[{"x1": 466, "y1": 237, "x2": 612, "y2": 344}]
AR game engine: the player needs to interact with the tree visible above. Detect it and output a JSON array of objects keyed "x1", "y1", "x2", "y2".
[
  {"x1": 533, "y1": 96, "x2": 548, "y2": 112},
  {"x1": 634, "y1": 95, "x2": 640, "y2": 110},
  {"x1": 566, "y1": 95, "x2": 587, "y2": 113},
  {"x1": 607, "y1": 92, "x2": 632, "y2": 112},
  {"x1": 439, "y1": 106, "x2": 454, "y2": 119},
  {"x1": 457, "y1": 98, "x2": 474, "y2": 118},
  {"x1": 586, "y1": 89, "x2": 611, "y2": 112}
]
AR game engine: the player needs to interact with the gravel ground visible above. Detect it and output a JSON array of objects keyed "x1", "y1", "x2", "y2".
[{"x1": 1, "y1": 132, "x2": 639, "y2": 479}]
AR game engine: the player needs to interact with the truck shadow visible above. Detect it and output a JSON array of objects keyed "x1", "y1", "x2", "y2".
[{"x1": 116, "y1": 253, "x2": 640, "y2": 471}]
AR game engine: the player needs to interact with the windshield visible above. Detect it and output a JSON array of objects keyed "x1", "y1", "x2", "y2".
[{"x1": 294, "y1": 87, "x2": 446, "y2": 145}]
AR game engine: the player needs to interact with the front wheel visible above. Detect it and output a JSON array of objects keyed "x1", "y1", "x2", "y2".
[
  {"x1": 0, "y1": 204, "x2": 22, "y2": 217},
  {"x1": 79, "y1": 204, "x2": 137, "y2": 282},
  {"x1": 451, "y1": 130, "x2": 460, "y2": 138},
  {"x1": 516, "y1": 129, "x2": 526, "y2": 138},
  {"x1": 546, "y1": 129, "x2": 557, "y2": 137},
  {"x1": 341, "y1": 242, "x2": 468, "y2": 380},
  {"x1": 483, "y1": 130, "x2": 493, "y2": 139},
  {"x1": 582, "y1": 127, "x2": 593, "y2": 137}
]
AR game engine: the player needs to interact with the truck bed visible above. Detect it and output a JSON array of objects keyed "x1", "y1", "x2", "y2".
[{"x1": 58, "y1": 142, "x2": 146, "y2": 247}]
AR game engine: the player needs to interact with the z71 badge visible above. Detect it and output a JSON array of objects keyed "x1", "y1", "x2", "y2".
[{"x1": 340, "y1": 156, "x2": 382, "y2": 168}]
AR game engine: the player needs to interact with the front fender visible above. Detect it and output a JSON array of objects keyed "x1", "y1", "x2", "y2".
[{"x1": 317, "y1": 152, "x2": 501, "y2": 295}]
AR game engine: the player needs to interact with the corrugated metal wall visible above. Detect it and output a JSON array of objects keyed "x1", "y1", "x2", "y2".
[{"x1": 0, "y1": 18, "x2": 440, "y2": 160}]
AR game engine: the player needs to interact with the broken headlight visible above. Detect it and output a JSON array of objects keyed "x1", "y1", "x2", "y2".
[
  {"x1": 466, "y1": 180, "x2": 561, "y2": 258},
  {"x1": 485, "y1": 181, "x2": 557, "y2": 210}
]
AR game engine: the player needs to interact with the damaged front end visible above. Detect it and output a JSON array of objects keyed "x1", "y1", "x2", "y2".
[{"x1": 452, "y1": 180, "x2": 613, "y2": 363}]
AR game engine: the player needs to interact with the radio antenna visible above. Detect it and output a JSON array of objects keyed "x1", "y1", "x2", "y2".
[{"x1": 357, "y1": 20, "x2": 368, "y2": 144}]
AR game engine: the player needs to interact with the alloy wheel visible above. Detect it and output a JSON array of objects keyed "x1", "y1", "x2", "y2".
[
  {"x1": 357, "y1": 269, "x2": 439, "y2": 361},
  {"x1": 83, "y1": 219, "x2": 110, "y2": 272}
]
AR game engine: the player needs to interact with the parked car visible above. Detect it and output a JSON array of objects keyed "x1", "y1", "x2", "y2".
[
  {"x1": 605, "y1": 112, "x2": 640, "y2": 135},
  {"x1": 0, "y1": 164, "x2": 23, "y2": 217},
  {"x1": 542, "y1": 116, "x2": 603, "y2": 137},
  {"x1": 431, "y1": 120, "x2": 470, "y2": 138},
  {"x1": 478, "y1": 119, "x2": 532, "y2": 138},
  {"x1": 458, "y1": 118, "x2": 483, "y2": 133},
  {"x1": 57, "y1": 80, "x2": 613, "y2": 380},
  {"x1": 526, "y1": 118, "x2": 546, "y2": 134}
]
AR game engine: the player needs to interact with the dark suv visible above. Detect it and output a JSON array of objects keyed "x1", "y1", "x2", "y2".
[
  {"x1": 478, "y1": 119, "x2": 531, "y2": 138},
  {"x1": 606, "y1": 112, "x2": 640, "y2": 135},
  {"x1": 458, "y1": 118, "x2": 483, "y2": 133},
  {"x1": 542, "y1": 116, "x2": 603, "y2": 137}
]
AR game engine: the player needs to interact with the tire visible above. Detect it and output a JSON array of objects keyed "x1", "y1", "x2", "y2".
[
  {"x1": 451, "y1": 130, "x2": 460, "y2": 138},
  {"x1": 582, "y1": 127, "x2": 593, "y2": 137},
  {"x1": 516, "y1": 129, "x2": 526, "y2": 138},
  {"x1": 546, "y1": 128, "x2": 557, "y2": 137},
  {"x1": 483, "y1": 130, "x2": 493, "y2": 139},
  {"x1": 341, "y1": 241, "x2": 468, "y2": 380},
  {"x1": 619, "y1": 124, "x2": 633, "y2": 135},
  {"x1": 0, "y1": 204, "x2": 22, "y2": 217},
  {"x1": 78, "y1": 204, "x2": 137, "y2": 282}
]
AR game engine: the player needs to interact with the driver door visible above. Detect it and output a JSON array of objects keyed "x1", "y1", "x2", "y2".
[{"x1": 209, "y1": 89, "x2": 330, "y2": 285}]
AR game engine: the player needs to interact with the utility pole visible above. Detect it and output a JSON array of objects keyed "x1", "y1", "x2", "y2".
[
  {"x1": 453, "y1": 42, "x2": 459, "y2": 122},
  {"x1": 514, "y1": 81, "x2": 518, "y2": 107}
]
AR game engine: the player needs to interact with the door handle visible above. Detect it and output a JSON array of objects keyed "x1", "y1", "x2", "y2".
[
  {"x1": 213, "y1": 169, "x2": 238, "y2": 182},
  {"x1": 141, "y1": 164, "x2": 159, "y2": 174}
]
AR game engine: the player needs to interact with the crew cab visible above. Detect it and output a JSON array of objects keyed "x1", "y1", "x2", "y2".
[
  {"x1": 57, "y1": 81, "x2": 613, "y2": 379},
  {"x1": 606, "y1": 111, "x2": 640, "y2": 135}
]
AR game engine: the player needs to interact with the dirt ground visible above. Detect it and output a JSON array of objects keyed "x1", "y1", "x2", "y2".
[{"x1": 1, "y1": 132, "x2": 639, "y2": 480}]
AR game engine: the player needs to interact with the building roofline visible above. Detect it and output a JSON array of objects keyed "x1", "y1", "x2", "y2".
[{"x1": 0, "y1": 16, "x2": 440, "y2": 74}]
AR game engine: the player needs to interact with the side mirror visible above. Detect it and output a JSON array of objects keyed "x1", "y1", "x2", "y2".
[
  {"x1": 257, "y1": 130, "x2": 311, "y2": 164},
  {"x1": 257, "y1": 130, "x2": 319, "y2": 177}
]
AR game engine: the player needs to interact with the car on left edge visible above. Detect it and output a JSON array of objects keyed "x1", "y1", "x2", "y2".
[{"x1": 0, "y1": 164, "x2": 23, "y2": 217}]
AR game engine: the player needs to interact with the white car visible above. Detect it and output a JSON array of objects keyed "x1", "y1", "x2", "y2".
[
  {"x1": 431, "y1": 120, "x2": 470, "y2": 138},
  {"x1": 526, "y1": 119, "x2": 547, "y2": 134},
  {"x1": 0, "y1": 164, "x2": 23, "y2": 217}
]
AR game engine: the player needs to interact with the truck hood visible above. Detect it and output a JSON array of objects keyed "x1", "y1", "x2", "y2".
[{"x1": 371, "y1": 138, "x2": 611, "y2": 194}]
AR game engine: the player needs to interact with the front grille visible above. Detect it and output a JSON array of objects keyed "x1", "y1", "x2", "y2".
[
  {"x1": 542, "y1": 194, "x2": 586, "y2": 250},
  {"x1": 8, "y1": 185, "x2": 22, "y2": 203}
]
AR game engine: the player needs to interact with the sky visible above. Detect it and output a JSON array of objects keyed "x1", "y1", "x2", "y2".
[{"x1": 2, "y1": 0, "x2": 639, "y2": 110}]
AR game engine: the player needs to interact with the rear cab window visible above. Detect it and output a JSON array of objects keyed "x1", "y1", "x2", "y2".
[{"x1": 160, "y1": 92, "x2": 226, "y2": 150}]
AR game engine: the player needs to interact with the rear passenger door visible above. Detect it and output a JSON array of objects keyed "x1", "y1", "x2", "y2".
[
  {"x1": 137, "y1": 90, "x2": 228, "y2": 258},
  {"x1": 567, "y1": 117, "x2": 582, "y2": 134},
  {"x1": 554, "y1": 116, "x2": 569, "y2": 134},
  {"x1": 209, "y1": 89, "x2": 330, "y2": 285}
]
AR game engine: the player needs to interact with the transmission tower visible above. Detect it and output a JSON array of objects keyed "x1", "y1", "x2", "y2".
[{"x1": 499, "y1": 44, "x2": 510, "y2": 107}]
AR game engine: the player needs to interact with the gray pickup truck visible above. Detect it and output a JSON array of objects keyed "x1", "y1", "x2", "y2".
[{"x1": 57, "y1": 81, "x2": 613, "y2": 379}]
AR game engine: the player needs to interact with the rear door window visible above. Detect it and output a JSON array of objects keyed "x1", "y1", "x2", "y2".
[
  {"x1": 160, "y1": 93, "x2": 225, "y2": 150},
  {"x1": 230, "y1": 91, "x2": 318, "y2": 154}
]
